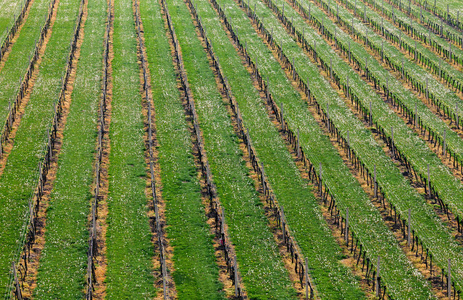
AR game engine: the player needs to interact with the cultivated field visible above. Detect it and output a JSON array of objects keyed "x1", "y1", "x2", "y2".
[{"x1": 1, "y1": 0, "x2": 463, "y2": 298}]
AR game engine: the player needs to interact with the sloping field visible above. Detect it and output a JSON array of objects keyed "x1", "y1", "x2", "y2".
[{"x1": 1, "y1": 0, "x2": 463, "y2": 298}]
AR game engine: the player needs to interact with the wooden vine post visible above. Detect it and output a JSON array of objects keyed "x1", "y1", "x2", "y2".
[
  {"x1": 12, "y1": 262, "x2": 22, "y2": 300},
  {"x1": 448, "y1": 259, "x2": 451, "y2": 299},
  {"x1": 376, "y1": 256, "x2": 380, "y2": 298},
  {"x1": 373, "y1": 164, "x2": 377, "y2": 198},
  {"x1": 234, "y1": 256, "x2": 239, "y2": 297},
  {"x1": 345, "y1": 208, "x2": 349, "y2": 246},
  {"x1": 427, "y1": 164, "x2": 431, "y2": 198},
  {"x1": 408, "y1": 208, "x2": 411, "y2": 247},
  {"x1": 319, "y1": 163, "x2": 322, "y2": 197}
]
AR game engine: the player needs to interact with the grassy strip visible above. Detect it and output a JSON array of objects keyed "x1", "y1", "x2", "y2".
[
  {"x1": 218, "y1": 0, "x2": 435, "y2": 297},
  {"x1": 32, "y1": 0, "x2": 106, "y2": 296},
  {"x1": 105, "y1": 0, "x2": 155, "y2": 296},
  {"x1": 337, "y1": 0, "x2": 463, "y2": 125},
  {"x1": 323, "y1": 0, "x2": 463, "y2": 165},
  {"x1": 0, "y1": 0, "x2": 23, "y2": 42},
  {"x1": 0, "y1": 0, "x2": 53, "y2": 121},
  {"x1": 0, "y1": 0, "x2": 84, "y2": 292},
  {"x1": 299, "y1": 0, "x2": 463, "y2": 240},
  {"x1": 412, "y1": 0, "x2": 461, "y2": 28},
  {"x1": 366, "y1": 0, "x2": 463, "y2": 54},
  {"x1": 362, "y1": 0, "x2": 463, "y2": 65},
  {"x1": 354, "y1": 0, "x2": 463, "y2": 83},
  {"x1": 401, "y1": 0, "x2": 463, "y2": 48},
  {"x1": 257, "y1": 0, "x2": 463, "y2": 292},
  {"x1": 193, "y1": 0, "x2": 366, "y2": 298},
  {"x1": 167, "y1": 0, "x2": 297, "y2": 297},
  {"x1": 139, "y1": 0, "x2": 224, "y2": 298}
]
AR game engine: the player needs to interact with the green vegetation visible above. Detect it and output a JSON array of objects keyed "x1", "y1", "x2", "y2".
[
  {"x1": 105, "y1": 0, "x2": 155, "y2": 296},
  {"x1": 0, "y1": 0, "x2": 84, "y2": 292},
  {"x1": 0, "y1": 0, "x2": 461, "y2": 296},
  {"x1": 215, "y1": 0, "x2": 435, "y2": 297},
  {"x1": 0, "y1": 0, "x2": 23, "y2": 42},
  {"x1": 166, "y1": 0, "x2": 297, "y2": 297},
  {"x1": 363, "y1": 0, "x2": 463, "y2": 62},
  {"x1": 296, "y1": 0, "x2": 463, "y2": 241},
  {"x1": 257, "y1": 0, "x2": 463, "y2": 293},
  {"x1": 193, "y1": 0, "x2": 366, "y2": 298},
  {"x1": 413, "y1": 0, "x2": 462, "y2": 25},
  {"x1": 33, "y1": 0, "x2": 106, "y2": 296},
  {"x1": 387, "y1": 0, "x2": 463, "y2": 46},
  {"x1": 339, "y1": 0, "x2": 463, "y2": 127},
  {"x1": 0, "y1": 0, "x2": 53, "y2": 131},
  {"x1": 139, "y1": 0, "x2": 224, "y2": 298}
]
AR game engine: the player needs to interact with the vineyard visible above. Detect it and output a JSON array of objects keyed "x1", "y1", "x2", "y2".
[{"x1": 1, "y1": 0, "x2": 463, "y2": 298}]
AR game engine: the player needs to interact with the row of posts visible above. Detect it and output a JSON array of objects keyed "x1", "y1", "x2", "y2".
[
  {"x1": 133, "y1": 1, "x2": 169, "y2": 299},
  {"x1": 205, "y1": 0, "x2": 320, "y2": 297},
  {"x1": 0, "y1": 0, "x2": 58, "y2": 160},
  {"x1": 234, "y1": 0, "x2": 390, "y2": 297},
  {"x1": 300, "y1": 0, "x2": 463, "y2": 180},
  {"x1": 86, "y1": 0, "x2": 112, "y2": 298},
  {"x1": 10, "y1": 0, "x2": 86, "y2": 297},
  {"x1": 237, "y1": 0, "x2": 460, "y2": 298},
  {"x1": 162, "y1": 0, "x2": 244, "y2": 297}
]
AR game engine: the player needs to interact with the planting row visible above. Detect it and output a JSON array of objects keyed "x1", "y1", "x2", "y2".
[
  {"x1": 105, "y1": 0, "x2": 155, "y2": 295},
  {"x1": 33, "y1": 0, "x2": 106, "y2": 296},
  {"x1": 3, "y1": 0, "x2": 463, "y2": 296},
  {"x1": 412, "y1": 0, "x2": 463, "y2": 31},
  {"x1": 382, "y1": 0, "x2": 463, "y2": 49},
  {"x1": 165, "y1": 0, "x2": 298, "y2": 297},
  {"x1": 338, "y1": 0, "x2": 463, "y2": 124},
  {"x1": 0, "y1": 0, "x2": 32, "y2": 64},
  {"x1": 362, "y1": 0, "x2": 463, "y2": 65},
  {"x1": 212, "y1": 0, "x2": 436, "y2": 297},
  {"x1": 140, "y1": 0, "x2": 225, "y2": 297},
  {"x1": 269, "y1": 0, "x2": 463, "y2": 291},
  {"x1": 189, "y1": 0, "x2": 366, "y2": 298},
  {"x1": 0, "y1": 0, "x2": 86, "y2": 294},
  {"x1": 302, "y1": 0, "x2": 463, "y2": 233},
  {"x1": 0, "y1": 0, "x2": 56, "y2": 155}
]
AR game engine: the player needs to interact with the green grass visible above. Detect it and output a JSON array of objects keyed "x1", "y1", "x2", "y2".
[
  {"x1": 304, "y1": 0, "x2": 463, "y2": 249},
  {"x1": 339, "y1": 0, "x2": 463, "y2": 127},
  {"x1": 397, "y1": 0, "x2": 463, "y2": 47},
  {"x1": 309, "y1": 0, "x2": 463, "y2": 219},
  {"x1": 268, "y1": 0, "x2": 462, "y2": 292},
  {"x1": 105, "y1": 0, "x2": 155, "y2": 297},
  {"x1": 139, "y1": 0, "x2": 224, "y2": 298},
  {"x1": 215, "y1": 0, "x2": 435, "y2": 297},
  {"x1": 0, "y1": 0, "x2": 53, "y2": 122},
  {"x1": 166, "y1": 0, "x2": 297, "y2": 298},
  {"x1": 363, "y1": 0, "x2": 463, "y2": 61},
  {"x1": 0, "y1": 0, "x2": 23, "y2": 43},
  {"x1": 412, "y1": 0, "x2": 462, "y2": 25},
  {"x1": 32, "y1": 0, "x2": 106, "y2": 296},
  {"x1": 192, "y1": 1, "x2": 366, "y2": 298},
  {"x1": 0, "y1": 0, "x2": 84, "y2": 293},
  {"x1": 260, "y1": 0, "x2": 463, "y2": 293}
]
